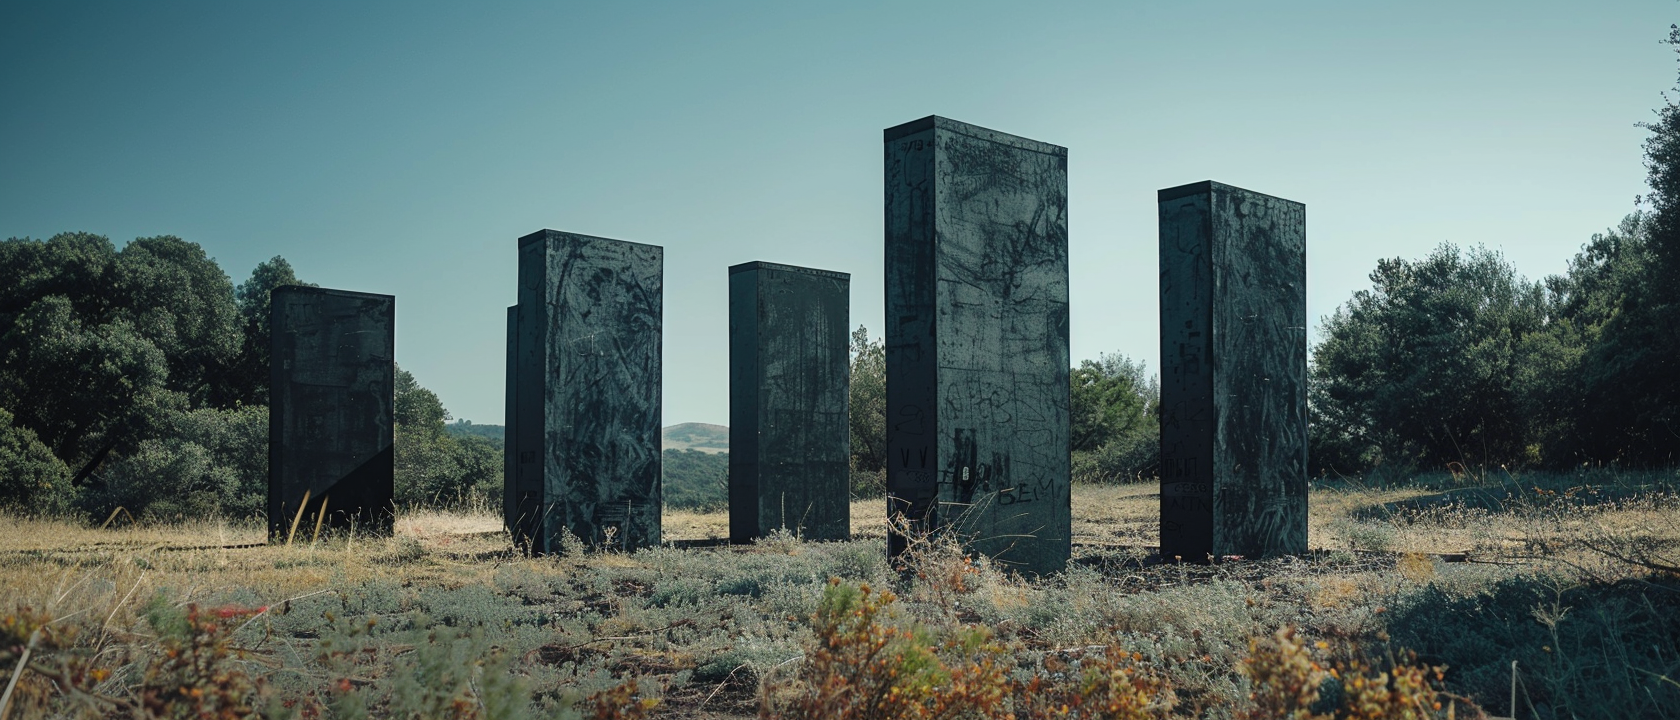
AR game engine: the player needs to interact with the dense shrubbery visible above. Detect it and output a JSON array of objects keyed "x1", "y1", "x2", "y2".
[
  {"x1": 1312, "y1": 211, "x2": 1674, "y2": 475},
  {"x1": 392, "y1": 364, "x2": 501, "y2": 509},
  {"x1": 663, "y1": 449, "x2": 728, "y2": 511},
  {"x1": 80, "y1": 405, "x2": 269, "y2": 522},
  {"x1": 1071, "y1": 354, "x2": 1160, "y2": 484},
  {"x1": 1311, "y1": 29, "x2": 1680, "y2": 475},
  {"x1": 0, "y1": 237, "x2": 497, "y2": 520},
  {"x1": 848, "y1": 326, "x2": 889, "y2": 498},
  {"x1": 0, "y1": 406, "x2": 72, "y2": 515}
]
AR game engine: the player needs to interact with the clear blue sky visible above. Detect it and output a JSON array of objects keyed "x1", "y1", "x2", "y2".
[{"x1": 2, "y1": 1, "x2": 1671, "y2": 426}]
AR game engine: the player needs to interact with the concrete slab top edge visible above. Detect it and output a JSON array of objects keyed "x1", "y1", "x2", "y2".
[
  {"x1": 517, "y1": 228, "x2": 666, "y2": 252},
  {"x1": 271, "y1": 286, "x2": 394, "y2": 302},
  {"x1": 727, "y1": 260, "x2": 850, "y2": 279},
  {"x1": 883, "y1": 115, "x2": 1066, "y2": 157},
  {"x1": 1158, "y1": 180, "x2": 1305, "y2": 207}
]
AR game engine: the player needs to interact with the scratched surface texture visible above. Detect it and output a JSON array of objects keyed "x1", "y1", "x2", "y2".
[
  {"x1": 511, "y1": 230, "x2": 662, "y2": 553},
  {"x1": 728, "y1": 262, "x2": 851, "y2": 543},
  {"x1": 1158, "y1": 181, "x2": 1306, "y2": 560},
  {"x1": 268, "y1": 287, "x2": 395, "y2": 540},
  {"x1": 885, "y1": 116, "x2": 1071, "y2": 576}
]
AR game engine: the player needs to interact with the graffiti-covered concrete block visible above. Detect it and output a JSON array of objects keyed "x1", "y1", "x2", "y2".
[
  {"x1": 1159, "y1": 181, "x2": 1307, "y2": 561},
  {"x1": 884, "y1": 116, "x2": 1071, "y2": 576},
  {"x1": 508, "y1": 230, "x2": 663, "y2": 552},
  {"x1": 728, "y1": 261, "x2": 850, "y2": 542}
]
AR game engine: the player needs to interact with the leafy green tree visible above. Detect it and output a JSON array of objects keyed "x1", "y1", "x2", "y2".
[
  {"x1": 391, "y1": 364, "x2": 498, "y2": 508},
  {"x1": 0, "y1": 233, "x2": 242, "y2": 484},
  {"x1": 1069, "y1": 354, "x2": 1156, "y2": 453},
  {"x1": 395, "y1": 365, "x2": 450, "y2": 430},
  {"x1": 848, "y1": 326, "x2": 887, "y2": 497},
  {"x1": 111, "y1": 236, "x2": 241, "y2": 406},
  {"x1": 75, "y1": 406, "x2": 267, "y2": 521},
  {"x1": 0, "y1": 407, "x2": 72, "y2": 515},
  {"x1": 1510, "y1": 214, "x2": 1650, "y2": 466},
  {"x1": 218, "y1": 256, "x2": 314, "y2": 407},
  {"x1": 394, "y1": 364, "x2": 449, "y2": 504},
  {"x1": 447, "y1": 434, "x2": 502, "y2": 506},
  {"x1": 1068, "y1": 354, "x2": 1159, "y2": 483},
  {"x1": 1569, "y1": 26, "x2": 1680, "y2": 466},
  {"x1": 0, "y1": 293, "x2": 183, "y2": 481},
  {"x1": 1311, "y1": 244, "x2": 1548, "y2": 473}
]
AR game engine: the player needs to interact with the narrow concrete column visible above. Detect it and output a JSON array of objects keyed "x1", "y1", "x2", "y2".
[
  {"x1": 508, "y1": 230, "x2": 663, "y2": 553},
  {"x1": 504, "y1": 304, "x2": 521, "y2": 542},
  {"x1": 1158, "y1": 181, "x2": 1307, "y2": 561},
  {"x1": 884, "y1": 115, "x2": 1072, "y2": 576},
  {"x1": 268, "y1": 286, "x2": 395, "y2": 540},
  {"x1": 728, "y1": 261, "x2": 851, "y2": 543}
]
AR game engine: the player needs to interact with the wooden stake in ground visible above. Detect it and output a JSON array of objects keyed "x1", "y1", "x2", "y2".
[
  {"x1": 311, "y1": 494, "x2": 330, "y2": 545},
  {"x1": 285, "y1": 488, "x2": 311, "y2": 546}
]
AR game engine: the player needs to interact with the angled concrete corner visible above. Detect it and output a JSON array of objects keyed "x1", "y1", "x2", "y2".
[
  {"x1": 884, "y1": 115, "x2": 1072, "y2": 576},
  {"x1": 508, "y1": 230, "x2": 663, "y2": 553},
  {"x1": 728, "y1": 261, "x2": 851, "y2": 543},
  {"x1": 268, "y1": 286, "x2": 395, "y2": 540},
  {"x1": 1158, "y1": 181, "x2": 1308, "y2": 561}
]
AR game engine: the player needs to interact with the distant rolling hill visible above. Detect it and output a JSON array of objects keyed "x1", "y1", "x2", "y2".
[
  {"x1": 446, "y1": 421, "x2": 728, "y2": 454},
  {"x1": 445, "y1": 421, "x2": 728, "y2": 510},
  {"x1": 662, "y1": 422, "x2": 728, "y2": 454},
  {"x1": 661, "y1": 424, "x2": 729, "y2": 510},
  {"x1": 445, "y1": 420, "x2": 504, "y2": 441}
]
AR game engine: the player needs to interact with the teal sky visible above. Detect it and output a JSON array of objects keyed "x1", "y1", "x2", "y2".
[{"x1": 2, "y1": 1, "x2": 1671, "y2": 426}]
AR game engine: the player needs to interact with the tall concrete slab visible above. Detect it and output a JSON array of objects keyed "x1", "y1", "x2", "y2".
[
  {"x1": 268, "y1": 287, "x2": 395, "y2": 540},
  {"x1": 509, "y1": 230, "x2": 662, "y2": 553},
  {"x1": 504, "y1": 305, "x2": 519, "y2": 539},
  {"x1": 884, "y1": 115, "x2": 1071, "y2": 576},
  {"x1": 1158, "y1": 181, "x2": 1307, "y2": 561},
  {"x1": 728, "y1": 262, "x2": 851, "y2": 543}
]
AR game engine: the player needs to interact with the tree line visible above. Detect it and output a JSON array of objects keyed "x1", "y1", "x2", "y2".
[
  {"x1": 1311, "y1": 33, "x2": 1680, "y2": 474},
  {"x1": 2, "y1": 205, "x2": 1670, "y2": 524},
  {"x1": 0, "y1": 238, "x2": 497, "y2": 519},
  {"x1": 1311, "y1": 209, "x2": 1675, "y2": 474}
]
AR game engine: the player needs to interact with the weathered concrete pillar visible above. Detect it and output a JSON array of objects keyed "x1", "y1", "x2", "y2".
[
  {"x1": 728, "y1": 262, "x2": 851, "y2": 543},
  {"x1": 508, "y1": 230, "x2": 663, "y2": 553},
  {"x1": 268, "y1": 287, "x2": 395, "y2": 540},
  {"x1": 504, "y1": 304, "x2": 520, "y2": 542},
  {"x1": 884, "y1": 115, "x2": 1072, "y2": 576},
  {"x1": 1158, "y1": 181, "x2": 1307, "y2": 561}
]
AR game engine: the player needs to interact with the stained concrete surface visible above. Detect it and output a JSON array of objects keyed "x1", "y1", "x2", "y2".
[
  {"x1": 1158, "y1": 181, "x2": 1307, "y2": 560},
  {"x1": 508, "y1": 230, "x2": 663, "y2": 553},
  {"x1": 884, "y1": 116, "x2": 1071, "y2": 576},
  {"x1": 268, "y1": 287, "x2": 395, "y2": 540},
  {"x1": 728, "y1": 262, "x2": 851, "y2": 543}
]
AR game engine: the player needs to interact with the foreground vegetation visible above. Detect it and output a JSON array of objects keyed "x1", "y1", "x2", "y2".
[{"x1": 3, "y1": 471, "x2": 1676, "y2": 719}]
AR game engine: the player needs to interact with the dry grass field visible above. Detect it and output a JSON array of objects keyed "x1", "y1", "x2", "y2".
[{"x1": 1, "y1": 470, "x2": 1677, "y2": 719}]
